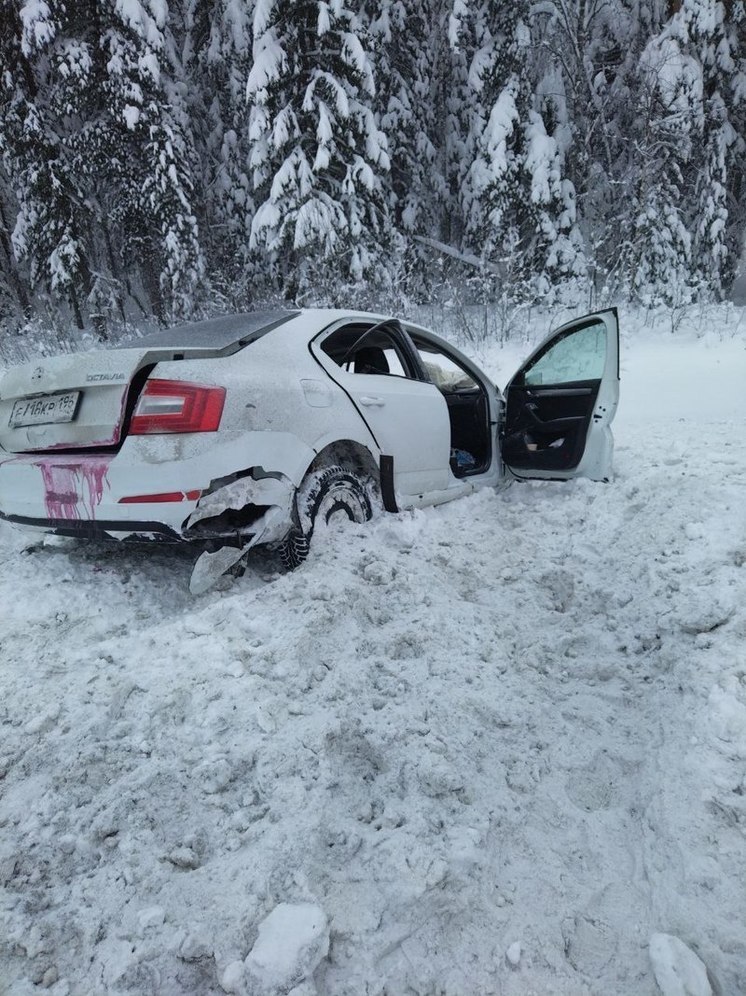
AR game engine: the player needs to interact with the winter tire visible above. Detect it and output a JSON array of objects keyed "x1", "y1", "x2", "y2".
[
  {"x1": 279, "y1": 528, "x2": 311, "y2": 571},
  {"x1": 278, "y1": 464, "x2": 375, "y2": 570}
]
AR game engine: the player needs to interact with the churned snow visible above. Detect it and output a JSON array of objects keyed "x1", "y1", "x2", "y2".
[{"x1": 0, "y1": 316, "x2": 745, "y2": 994}]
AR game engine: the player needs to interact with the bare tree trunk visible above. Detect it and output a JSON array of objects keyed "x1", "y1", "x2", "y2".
[
  {"x1": 140, "y1": 243, "x2": 165, "y2": 323},
  {"x1": 69, "y1": 285, "x2": 84, "y2": 330},
  {"x1": 101, "y1": 217, "x2": 127, "y2": 323},
  {"x1": 0, "y1": 196, "x2": 31, "y2": 314}
]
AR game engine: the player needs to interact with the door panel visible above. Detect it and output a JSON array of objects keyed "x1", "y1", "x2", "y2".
[
  {"x1": 502, "y1": 309, "x2": 619, "y2": 481},
  {"x1": 312, "y1": 321, "x2": 452, "y2": 497},
  {"x1": 501, "y1": 378, "x2": 601, "y2": 471},
  {"x1": 343, "y1": 373, "x2": 451, "y2": 495}
]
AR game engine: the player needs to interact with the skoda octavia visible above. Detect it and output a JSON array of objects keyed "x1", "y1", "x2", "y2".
[{"x1": 0, "y1": 308, "x2": 619, "y2": 590}]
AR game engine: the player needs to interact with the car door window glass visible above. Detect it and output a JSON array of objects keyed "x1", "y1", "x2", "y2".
[
  {"x1": 523, "y1": 322, "x2": 606, "y2": 386},
  {"x1": 380, "y1": 348, "x2": 406, "y2": 377},
  {"x1": 414, "y1": 344, "x2": 478, "y2": 392},
  {"x1": 321, "y1": 326, "x2": 414, "y2": 379}
]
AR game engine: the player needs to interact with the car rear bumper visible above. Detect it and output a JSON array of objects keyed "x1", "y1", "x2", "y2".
[
  {"x1": 0, "y1": 431, "x2": 309, "y2": 542},
  {"x1": 0, "y1": 452, "x2": 199, "y2": 539}
]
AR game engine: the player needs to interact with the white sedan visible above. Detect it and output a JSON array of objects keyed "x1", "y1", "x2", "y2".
[{"x1": 0, "y1": 308, "x2": 619, "y2": 590}]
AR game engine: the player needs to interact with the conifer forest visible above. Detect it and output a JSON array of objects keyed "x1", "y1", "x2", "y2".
[{"x1": 1, "y1": 0, "x2": 744, "y2": 333}]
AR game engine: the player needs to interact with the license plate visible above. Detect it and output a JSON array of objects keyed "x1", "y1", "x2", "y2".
[{"x1": 9, "y1": 391, "x2": 81, "y2": 428}]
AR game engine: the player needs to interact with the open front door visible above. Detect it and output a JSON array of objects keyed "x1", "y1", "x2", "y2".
[{"x1": 501, "y1": 308, "x2": 619, "y2": 482}]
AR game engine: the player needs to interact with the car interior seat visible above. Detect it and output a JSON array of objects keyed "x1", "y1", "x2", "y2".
[{"x1": 354, "y1": 347, "x2": 390, "y2": 375}]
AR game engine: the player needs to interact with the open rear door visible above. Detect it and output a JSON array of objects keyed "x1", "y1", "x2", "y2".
[{"x1": 501, "y1": 308, "x2": 619, "y2": 482}]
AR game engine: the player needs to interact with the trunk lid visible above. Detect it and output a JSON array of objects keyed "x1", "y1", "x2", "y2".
[
  {"x1": 0, "y1": 344, "x2": 211, "y2": 454},
  {"x1": 0, "y1": 310, "x2": 299, "y2": 454}
]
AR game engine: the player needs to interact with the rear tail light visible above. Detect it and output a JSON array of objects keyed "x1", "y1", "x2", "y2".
[{"x1": 129, "y1": 379, "x2": 225, "y2": 435}]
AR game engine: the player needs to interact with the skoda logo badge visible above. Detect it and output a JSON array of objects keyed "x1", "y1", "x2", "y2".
[{"x1": 32, "y1": 366, "x2": 43, "y2": 381}]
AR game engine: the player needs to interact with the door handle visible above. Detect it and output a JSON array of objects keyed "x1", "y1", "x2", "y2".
[{"x1": 359, "y1": 396, "x2": 385, "y2": 407}]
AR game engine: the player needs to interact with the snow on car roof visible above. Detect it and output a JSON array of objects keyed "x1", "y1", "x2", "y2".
[{"x1": 118, "y1": 310, "x2": 300, "y2": 351}]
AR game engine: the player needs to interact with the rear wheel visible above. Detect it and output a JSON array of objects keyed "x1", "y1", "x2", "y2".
[{"x1": 278, "y1": 464, "x2": 376, "y2": 570}]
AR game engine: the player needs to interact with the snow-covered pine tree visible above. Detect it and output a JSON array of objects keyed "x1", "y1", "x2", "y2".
[
  {"x1": 189, "y1": 0, "x2": 255, "y2": 300},
  {"x1": 461, "y1": 1, "x2": 585, "y2": 301},
  {"x1": 671, "y1": 0, "x2": 746, "y2": 297},
  {"x1": 0, "y1": 0, "x2": 204, "y2": 327},
  {"x1": 367, "y1": 0, "x2": 450, "y2": 301},
  {"x1": 444, "y1": 0, "x2": 490, "y2": 257},
  {"x1": 0, "y1": 0, "x2": 92, "y2": 327},
  {"x1": 100, "y1": 0, "x2": 204, "y2": 320},
  {"x1": 247, "y1": 0, "x2": 391, "y2": 302},
  {"x1": 628, "y1": 25, "x2": 697, "y2": 306},
  {"x1": 527, "y1": 0, "x2": 644, "y2": 301},
  {"x1": 2, "y1": 0, "x2": 746, "y2": 327}
]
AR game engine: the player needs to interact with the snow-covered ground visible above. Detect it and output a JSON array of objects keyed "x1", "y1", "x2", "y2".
[{"x1": 1, "y1": 318, "x2": 745, "y2": 995}]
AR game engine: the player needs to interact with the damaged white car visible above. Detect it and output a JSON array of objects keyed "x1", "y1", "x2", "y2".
[{"x1": 0, "y1": 308, "x2": 619, "y2": 591}]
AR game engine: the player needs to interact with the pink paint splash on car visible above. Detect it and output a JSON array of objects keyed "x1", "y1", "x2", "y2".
[{"x1": 38, "y1": 458, "x2": 111, "y2": 520}]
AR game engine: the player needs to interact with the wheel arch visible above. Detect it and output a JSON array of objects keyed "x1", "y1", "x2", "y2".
[
  {"x1": 278, "y1": 445, "x2": 382, "y2": 569},
  {"x1": 304, "y1": 438, "x2": 381, "y2": 485}
]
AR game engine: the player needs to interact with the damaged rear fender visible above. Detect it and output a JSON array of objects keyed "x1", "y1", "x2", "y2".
[
  {"x1": 184, "y1": 469, "x2": 296, "y2": 544},
  {"x1": 185, "y1": 434, "x2": 382, "y2": 548},
  {"x1": 183, "y1": 432, "x2": 318, "y2": 542},
  {"x1": 186, "y1": 472, "x2": 298, "y2": 595}
]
